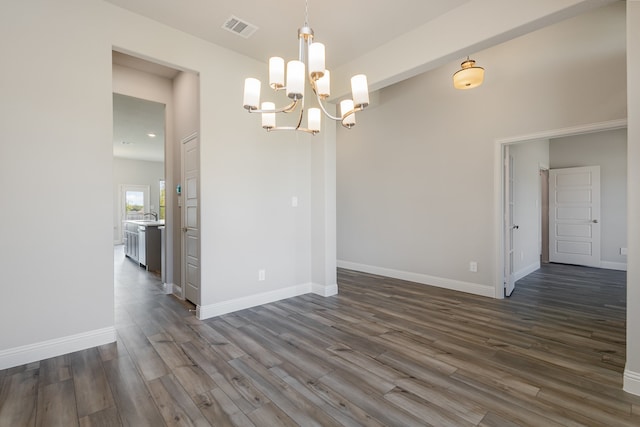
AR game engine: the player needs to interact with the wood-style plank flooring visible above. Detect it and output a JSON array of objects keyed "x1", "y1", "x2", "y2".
[{"x1": 1, "y1": 251, "x2": 639, "y2": 426}]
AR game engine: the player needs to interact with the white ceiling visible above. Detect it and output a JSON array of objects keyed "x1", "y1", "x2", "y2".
[
  {"x1": 109, "y1": 0, "x2": 473, "y2": 163},
  {"x1": 108, "y1": 0, "x2": 620, "y2": 162},
  {"x1": 104, "y1": 0, "x2": 473, "y2": 68},
  {"x1": 113, "y1": 93, "x2": 165, "y2": 162}
]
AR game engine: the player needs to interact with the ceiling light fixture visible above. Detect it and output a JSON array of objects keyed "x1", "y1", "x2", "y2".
[
  {"x1": 147, "y1": 133, "x2": 157, "y2": 138},
  {"x1": 453, "y1": 57, "x2": 485, "y2": 90},
  {"x1": 242, "y1": 0, "x2": 369, "y2": 135}
]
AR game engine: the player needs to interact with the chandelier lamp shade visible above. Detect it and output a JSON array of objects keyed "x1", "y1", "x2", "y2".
[
  {"x1": 242, "y1": 4, "x2": 369, "y2": 135},
  {"x1": 453, "y1": 57, "x2": 485, "y2": 90}
]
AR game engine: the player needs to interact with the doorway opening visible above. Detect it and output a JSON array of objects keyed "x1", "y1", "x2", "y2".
[
  {"x1": 112, "y1": 51, "x2": 176, "y2": 297},
  {"x1": 495, "y1": 119, "x2": 627, "y2": 298},
  {"x1": 112, "y1": 50, "x2": 201, "y2": 307}
]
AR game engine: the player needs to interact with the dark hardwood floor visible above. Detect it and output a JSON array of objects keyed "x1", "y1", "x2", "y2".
[{"x1": 1, "y1": 252, "x2": 639, "y2": 426}]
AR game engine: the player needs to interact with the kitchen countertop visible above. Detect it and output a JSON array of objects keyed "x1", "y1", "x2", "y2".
[{"x1": 125, "y1": 220, "x2": 165, "y2": 227}]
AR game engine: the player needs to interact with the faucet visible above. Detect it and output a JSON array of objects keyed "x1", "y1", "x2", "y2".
[{"x1": 143, "y1": 212, "x2": 158, "y2": 221}]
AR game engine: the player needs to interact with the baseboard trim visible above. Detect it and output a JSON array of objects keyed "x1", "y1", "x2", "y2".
[
  {"x1": 172, "y1": 283, "x2": 183, "y2": 298},
  {"x1": 600, "y1": 261, "x2": 627, "y2": 271},
  {"x1": 198, "y1": 282, "x2": 338, "y2": 320},
  {"x1": 162, "y1": 282, "x2": 175, "y2": 295},
  {"x1": 514, "y1": 261, "x2": 540, "y2": 282},
  {"x1": 0, "y1": 327, "x2": 116, "y2": 371},
  {"x1": 312, "y1": 282, "x2": 338, "y2": 297},
  {"x1": 623, "y1": 369, "x2": 640, "y2": 396},
  {"x1": 337, "y1": 260, "x2": 494, "y2": 298}
]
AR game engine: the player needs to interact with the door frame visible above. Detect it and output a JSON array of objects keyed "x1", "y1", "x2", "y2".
[{"x1": 493, "y1": 119, "x2": 626, "y2": 299}]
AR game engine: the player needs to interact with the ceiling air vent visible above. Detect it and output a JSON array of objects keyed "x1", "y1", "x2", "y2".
[{"x1": 222, "y1": 15, "x2": 258, "y2": 39}]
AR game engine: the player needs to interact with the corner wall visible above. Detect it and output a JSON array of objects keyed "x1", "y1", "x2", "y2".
[
  {"x1": 0, "y1": 0, "x2": 116, "y2": 366},
  {"x1": 0, "y1": 0, "x2": 330, "y2": 369},
  {"x1": 624, "y1": 0, "x2": 640, "y2": 396},
  {"x1": 336, "y1": 3, "x2": 626, "y2": 297}
]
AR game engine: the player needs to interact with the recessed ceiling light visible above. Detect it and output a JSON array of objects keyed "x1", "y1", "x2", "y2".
[{"x1": 147, "y1": 133, "x2": 157, "y2": 138}]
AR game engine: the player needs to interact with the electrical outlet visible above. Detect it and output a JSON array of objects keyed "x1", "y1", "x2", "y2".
[
  {"x1": 258, "y1": 269, "x2": 266, "y2": 281},
  {"x1": 291, "y1": 196, "x2": 298, "y2": 207},
  {"x1": 621, "y1": 248, "x2": 628, "y2": 255},
  {"x1": 469, "y1": 261, "x2": 478, "y2": 272}
]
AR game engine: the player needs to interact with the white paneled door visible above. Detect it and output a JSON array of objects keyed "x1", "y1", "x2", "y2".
[
  {"x1": 182, "y1": 134, "x2": 200, "y2": 306},
  {"x1": 504, "y1": 147, "x2": 516, "y2": 297},
  {"x1": 549, "y1": 166, "x2": 601, "y2": 267}
]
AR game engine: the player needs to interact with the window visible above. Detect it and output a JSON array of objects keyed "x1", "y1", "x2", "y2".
[
  {"x1": 159, "y1": 180, "x2": 166, "y2": 220},
  {"x1": 125, "y1": 190, "x2": 146, "y2": 220}
]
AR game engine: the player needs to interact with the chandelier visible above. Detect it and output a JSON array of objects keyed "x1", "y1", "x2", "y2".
[{"x1": 242, "y1": 1, "x2": 369, "y2": 135}]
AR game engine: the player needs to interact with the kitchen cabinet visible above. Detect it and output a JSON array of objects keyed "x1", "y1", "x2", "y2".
[
  {"x1": 123, "y1": 221, "x2": 162, "y2": 273},
  {"x1": 123, "y1": 222, "x2": 140, "y2": 263},
  {"x1": 142, "y1": 225, "x2": 161, "y2": 273}
]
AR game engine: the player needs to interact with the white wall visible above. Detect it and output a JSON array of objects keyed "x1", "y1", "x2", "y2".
[
  {"x1": 510, "y1": 140, "x2": 549, "y2": 279},
  {"x1": 0, "y1": 0, "x2": 332, "y2": 367},
  {"x1": 113, "y1": 158, "x2": 165, "y2": 242},
  {"x1": 624, "y1": 0, "x2": 640, "y2": 396},
  {"x1": 550, "y1": 129, "x2": 627, "y2": 269},
  {"x1": 0, "y1": 0, "x2": 115, "y2": 361},
  {"x1": 337, "y1": 3, "x2": 626, "y2": 297}
]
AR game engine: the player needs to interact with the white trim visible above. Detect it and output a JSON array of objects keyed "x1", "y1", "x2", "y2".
[
  {"x1": 514, "y1": 261, "x2": 540, "y2": 282},
  {"x1": 494, "y1": 119, "x2": 628, "y2": 300},
  {"x1": 337, "y1": 260, "x2": 494, "y2": 298},
  {"x1": 311, "y1": 282, "x2": 338, "y2": 297},
  {"x1": 0, "y1": 327, "x2": 116, "y2": 371},
  {"x1": 197, "y1": 282, "x2": 338, "y2": 320},
  {"x1": 181, "y1": 132, "x2": 198, "y2": 145},
  {"x1": 162, "y1": 282, "x2": 175, "y2": 295},
  {"x1": 600, "y1": 261, "x2": 627, "y2": 271},
  {"x1": 172, "y1": 283, "x2": 184, "y2": 299},
  {"x1": 623, "y1": 369, "x2": 640, "y2": 396},
  {"x1": 495, "y1": 119, "x2": 628, "y2": 145}
]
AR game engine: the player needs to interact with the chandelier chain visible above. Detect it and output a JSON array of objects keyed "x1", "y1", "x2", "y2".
[{"x1": 304, "y1": 0, "x2": 309, "y2": 26}]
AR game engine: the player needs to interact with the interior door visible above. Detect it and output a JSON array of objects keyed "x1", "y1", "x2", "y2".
[
  {"x1": 549, "y1": 166, "x2": 601, "y2": 267},
  {"x1": 182, "y1": 134, "x2": 200, "y2": 305},
  {"x1": 540, "y1": 169, "x2": 550, "y2": 263},
  {"x1": 504, "y1": 147, "x2": 516, "y2": 296}
]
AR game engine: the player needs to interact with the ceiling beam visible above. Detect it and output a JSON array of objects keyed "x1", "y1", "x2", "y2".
[{"x1": 331, "y1": 0, "x2": 618, "y2": 99}]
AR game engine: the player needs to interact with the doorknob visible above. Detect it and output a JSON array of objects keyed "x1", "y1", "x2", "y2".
[
  {"x1": 592, "y1": 219, "x2": 599, "y2": 223},
  {"x1": 512, "y1": 225, "x2": 519, "y2": 230},
  {"x1": 182, "y1": 227, "x2": 188, "y2": 232}
]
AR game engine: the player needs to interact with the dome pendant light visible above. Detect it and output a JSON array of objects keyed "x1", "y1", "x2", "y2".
[{"x1": 453, "y1": 57, "x2": 485, "y2": 90}]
